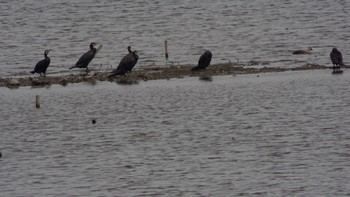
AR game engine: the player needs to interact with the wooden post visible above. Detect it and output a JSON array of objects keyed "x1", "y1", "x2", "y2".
[
  {"x1": 36, "y1": 95, "x2": 40, "y2": 108},
  {"x1": 164, "y1": 39, "x2": 169, "y2": 61}
]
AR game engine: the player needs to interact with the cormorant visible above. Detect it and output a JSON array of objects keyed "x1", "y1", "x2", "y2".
[
  {"x1": 330, "y1": 48, "x2": 344, "y2": 72},
  {"x1": 109, "y1": 46, "x2": 139, "y2": 76},
  {"x1": 30, "y1": 49, "x2": 51, "y2": 77},
  {"x1": 70, "y1": 42, "x2": 99, "y2": 72},
  {"x1": 292, "y1": 47, "x2": 313, "y2": 55},
  {"x1": 191, "y1": 50, "x2": 212, "y2": 71}
]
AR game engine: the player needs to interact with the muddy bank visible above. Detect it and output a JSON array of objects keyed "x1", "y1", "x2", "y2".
[{"x1": 0, "y1": 63, "x2": 331, "y2": 88}]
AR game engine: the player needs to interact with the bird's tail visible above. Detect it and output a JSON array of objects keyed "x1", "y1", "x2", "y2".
[
  {"x1": 191, "y1": 66, "x2": 200, "y2": 71},
  {"x1": 108, "y1": 69, "x2": 118, "y2": 77},
  {"x1": 109, "y1": 68, "x2": 126, "y2": 77},
  {"x1": 108, "y1": 73, "x2": 116, "y2": 77},
  {"x1": 69, "y1": 65, "x2": 76, "y2": 70},
  {"x1": 30, "y1": 71, "x2": 35, "y2": 74}
]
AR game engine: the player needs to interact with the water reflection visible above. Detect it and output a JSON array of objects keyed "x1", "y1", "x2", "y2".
[
  {"x1": 113, "y1": 79, "x2": 140, "y2": 85},
  {"x1": 199, "y1": 76, "x2": 213, "y2": 81}
]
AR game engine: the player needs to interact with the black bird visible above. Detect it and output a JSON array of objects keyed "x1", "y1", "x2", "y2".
[
  {"x1": 30, "y1": 49, "x2": 51, "y2": 77},
  {"x1": 330, "y1": 48, "x2": 344, "y2": 72},
  {"x1": 70, "y1": 42, "x2": 99, "y2": 72},
  {"x1": 191, "y1": 50, "x2": 212, "y2": 71},
  {"x1": 109, "y1": 46, "x2": 139, "y2": 76}
]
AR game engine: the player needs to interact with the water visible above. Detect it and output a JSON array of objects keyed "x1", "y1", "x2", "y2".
[
  {"x1": 1, "y1": 70, "x2": 350, "y2": 196},
  {"x1": 1, "y1": 0, "x2": 350, "y2": 77}
]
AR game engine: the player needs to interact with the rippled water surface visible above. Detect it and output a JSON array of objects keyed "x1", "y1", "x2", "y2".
[
  {"x1": 0, "y1": 0, "x2": 350, "y2": 76},
  {"x1": 1, "y1": 71, "x2": 350, "y2": 196}
]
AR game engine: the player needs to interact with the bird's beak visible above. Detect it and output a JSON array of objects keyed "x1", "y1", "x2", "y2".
[{"x1": 95, "y1": 43, "x2": 103, "y2": 53}]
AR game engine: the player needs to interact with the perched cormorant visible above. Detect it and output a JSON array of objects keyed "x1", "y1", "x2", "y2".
[
  {"x1": 292, "y1": 47, "x2": 313, "y2": 55},
  {"x1": 191, "y1": 50, "x2": 212, "y2": 71},
  {"x1": 109, "y1": 46, "x2": 139, "y2": 76},
  {"x1": 70, "y1": 42, "x2": 99, "y2": 72},
  {"x1": 330, "y1": 48, "x2": 344, "y2": 72},
  {"x1": 30, "y1": 49, "x2": 51, "y2": 77}
]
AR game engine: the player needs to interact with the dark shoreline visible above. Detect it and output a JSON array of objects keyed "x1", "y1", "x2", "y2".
[{"x1": 0, "y1": 63, "x2": 332, "y2": 88}]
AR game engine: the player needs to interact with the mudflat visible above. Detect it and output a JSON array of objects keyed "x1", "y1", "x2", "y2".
[{"x1": 0, "y1": 63, "x2": 330, "y2": 88}]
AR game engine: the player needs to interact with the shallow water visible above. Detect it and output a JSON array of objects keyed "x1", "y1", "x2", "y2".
[
  {"x1": 0, "y1": 0, "x2": 349, "y2": 77},
  {"x1": 1, "y1": 70, "x2": 350, "y2": 196}
]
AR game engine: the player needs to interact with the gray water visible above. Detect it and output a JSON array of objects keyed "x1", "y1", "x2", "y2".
[
  {"x1": 1, "y1": 0, "x2": 350, "y2": 77},
  {"x1": 1, "y1": 70, "x2": 350, "y2": 196}
]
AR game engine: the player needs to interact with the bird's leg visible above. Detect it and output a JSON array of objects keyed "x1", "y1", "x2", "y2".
[
  {"x1": 122, "y1": 73, "x2": 128, "y2": 78},
  {"x1": 39, "y1": 73, "x2": 43, "y2": 77},
  {"x1": 86, "y1": 67, "x2": 90, "y2": 73}
]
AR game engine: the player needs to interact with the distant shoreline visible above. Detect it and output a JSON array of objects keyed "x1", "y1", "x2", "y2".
[{"x1": 0, "y1": 63, "x2": 332, "y2": 88}]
